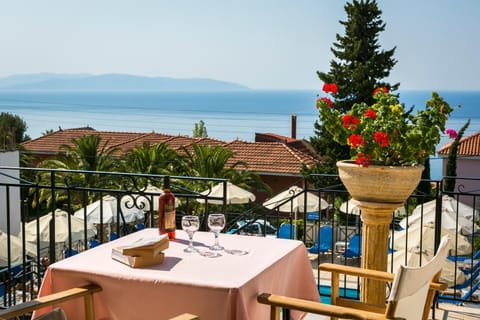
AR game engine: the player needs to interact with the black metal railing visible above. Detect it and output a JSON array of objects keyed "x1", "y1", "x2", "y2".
[
  {"x1": 239, "y1": 173, "x2": 480, "y2": 305},
  {"x1": 303, "y1": 174, "x2": 480, "y2": 305},
  {"x1": 1, "y1": 166, "x2": 479, "y2": 308},
  {"x1": 0, "y1": 166, "x2": 236, "y2": 308}
]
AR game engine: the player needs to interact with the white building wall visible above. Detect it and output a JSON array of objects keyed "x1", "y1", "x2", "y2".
[
  {"x1": 0, "y1": 151, "x2": 21, "y2": 234},
  {"x1": 442, "y1": 157, "x2": 480, "y2": 209}
]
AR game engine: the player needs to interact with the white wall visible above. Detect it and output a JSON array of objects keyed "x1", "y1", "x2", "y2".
[
  {"x1": 442, "y1": 157, "x2": 480, "y2": 209},
  {"x1": 0, "y1": 151, "x2": 21, "y2": 235}
]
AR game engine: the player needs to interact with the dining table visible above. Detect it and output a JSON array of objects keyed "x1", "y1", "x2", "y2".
[{"x1": 34, "y1": 228, "x2": 320, "y2": 320}]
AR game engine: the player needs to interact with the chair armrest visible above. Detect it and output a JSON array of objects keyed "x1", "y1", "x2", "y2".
[
  {"x1": 0, "y1": 284, "x2": 102, "y2": 319},
  {"x1": 319, "y1": 263, "x2": 394, "y2": 282},
  {"x1": 319, "y1": 263, "x2": 448, "y2": 291},
  {"x1": 168, "y1": 313, "x2": 200, "y2": 320},
  {"x1": 257, "y1": 293, "x2": 388, "y2": 320}
]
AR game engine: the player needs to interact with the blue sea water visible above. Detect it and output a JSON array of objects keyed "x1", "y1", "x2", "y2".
[
  {"x1": 0, "y1": 90, "x2": 478, "y2": 179},
  {"x1": 0, "y1": 91, "x2": 320, "y2": 141}
]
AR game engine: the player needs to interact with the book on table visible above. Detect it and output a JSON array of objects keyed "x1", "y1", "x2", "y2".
[
  {"x1": 111, "y1": 234, "x2": 169, "y2": 268},
  {"x1": 111, "y1": 249, "x2": 166, "y2": 268}
]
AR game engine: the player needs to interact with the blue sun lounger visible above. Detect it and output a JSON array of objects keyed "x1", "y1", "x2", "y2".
[{"x1": 308, "y1": 225, "x2": 333, "y2": 254}]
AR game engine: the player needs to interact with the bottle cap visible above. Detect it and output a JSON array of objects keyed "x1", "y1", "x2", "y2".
[{"x1": 163, "y1": 176, "x2": 170, "y2": 189}]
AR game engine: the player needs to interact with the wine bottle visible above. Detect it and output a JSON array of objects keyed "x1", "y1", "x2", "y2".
[{"x1": 158, "y1": 176, "x2": 176, "y2": 240}]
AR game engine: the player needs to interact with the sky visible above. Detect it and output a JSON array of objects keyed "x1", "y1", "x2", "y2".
[{"x1": 1, "y1": 0, "x2": 480, "y2": 91}]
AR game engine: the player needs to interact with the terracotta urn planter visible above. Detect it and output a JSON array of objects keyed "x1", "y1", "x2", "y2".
[
  {"x1": 336, "y1": 160, "x2": 424, "y2": 204},
  {"x1": 336, "y1": 160, "x2": 424, "y2": 306}
]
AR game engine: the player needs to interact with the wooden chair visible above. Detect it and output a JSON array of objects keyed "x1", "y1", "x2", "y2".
[
  {"x1": 168, "y1": 313, "x2": 200, "y2": 320},
  {"x1": 0, "y1": 284, "x2": 199, "y2": 320},
  {"x1": 0, "y1": 284, "x2": 102, "y2": 320},
  {"x1": 258, "y1": 235, "x2": 451, "y2": 320}
]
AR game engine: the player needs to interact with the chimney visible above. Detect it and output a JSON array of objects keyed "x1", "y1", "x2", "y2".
[{"x1": 291, "y1": 113, "x2": 297, "y2": 139}]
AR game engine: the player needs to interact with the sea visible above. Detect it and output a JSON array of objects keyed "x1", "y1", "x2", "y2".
[{"x1": 0, "y1": 90, "x2": 478, "y2": 180}]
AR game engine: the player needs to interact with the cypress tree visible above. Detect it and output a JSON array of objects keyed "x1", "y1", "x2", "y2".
[
  {"x1": 444, "y1": 120, "x2": 470, "y2": 192},
  {"x1": 308, "y1": 0, "x2": 398, "y2": 183},
  {"x1": 193, "y1": 120, "x2": 208, "y2": 138}
]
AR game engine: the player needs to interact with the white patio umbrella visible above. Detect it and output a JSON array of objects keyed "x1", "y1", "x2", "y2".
[
  {"x1": 390, "y1": 221, "x2": 471, "y2": 255},
  {"x1": 22, "y1": 209, "x2": 97, "y2": 243},
  {"x1": 73, "y1": 195, "x2": 144, "y2": 224},
  {"x1": 0, "y1": 230, "x2": 36, "y2": 266},
  {"x1": 197, "y1": 182, "x2": 256, "y2": 205},
  {"x1": 263, "y1": 186, "x2": 328, "y2": 213},
  {"x1": 127, "y1": 185, "x2": 181, "y2": 211},
  {"x1": 388, "y1": 248, "x2": 466, "y2": 286},
  {"x1": 340, "y1": 199, "x2": 406, "y2": 216},
  {"x1": 400, "y1": 195, "x2": 478, "y2": 235}
]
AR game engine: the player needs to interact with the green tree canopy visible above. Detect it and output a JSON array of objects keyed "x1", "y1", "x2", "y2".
[
  {"x1": 181, "y1": 144, "x2": 245, "y2": 180},
  {"x1": 318, "y1": 0, "x2": 398, "y2": 112},
  {"x1": 309, "y1": 0, "x2": 398, "y2": 184},
  {"x1": 122, "y1": 142, "x2": 185, "y2": 175},
  {"x1": 444, "y1": 120, "x2": 470, "y2": 192},
  {"x1": 35, "y1": 134, "x2": 121, "y2": 209},
  {"x1": 180, "y1": 143, "x2": 269, "y2": 193},
  {"x1": 193, "y1": 120, "x2": 208, "y2": 138},
  {"x1": 54, "y1": 134, "x2": 120, "y2": 172},
  {"x1": 0, "y1": 112, "x2": 30, "y2": 150}
]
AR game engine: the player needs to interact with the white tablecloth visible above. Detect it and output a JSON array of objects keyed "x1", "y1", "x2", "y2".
[{"x1": 35, "y1": 228, "x2": 319, "y2": 320}]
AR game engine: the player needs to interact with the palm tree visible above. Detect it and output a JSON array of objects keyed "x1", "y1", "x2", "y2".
[
  {"x1": 120, "y1": 142, "x2": 187, "y2": 198},
  {"x1": 229, "y1": 170, "x2": 271, "y2": 195},
  {"x1": 34, "y1": 134, "x2": 121, "y2": 209},
  {"x1": 180, "y1": 143, "x2": 270, "y2": 219},
  {"x1": 181, "y1": 144, "x2": 243, "y2": 179},
  {"x1": 181, "y1": 143, "x2": 269, "y2": 193},
  {"x1": 122, "y1": 142, "x2": 184, "y2": 175},
  {"x1": 59, "y1": 134, "x2": 120, "y2": 172}
]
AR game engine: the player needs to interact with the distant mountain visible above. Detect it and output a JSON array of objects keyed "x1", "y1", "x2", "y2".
[
  {"x1": 0, "y1": 73, "x2": 249, "y2": 92},
  {"x1": 0, "y1": 73, "x2": 92, "y2": 88}
]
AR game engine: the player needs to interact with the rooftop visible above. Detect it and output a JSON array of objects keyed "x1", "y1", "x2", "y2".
[
  {"x1": 21, "y1": 128, "x2": 322, "y2": 175},
  {"x1": 438, "y1": 132, "x2": 480, "y2": 156}
]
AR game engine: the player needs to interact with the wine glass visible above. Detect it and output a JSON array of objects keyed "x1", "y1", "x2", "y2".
[
  {"x1": 207, "y1": 213, "x2": 226, "y2": 251},
  {"x1": 181, "y1": 215, "x2": 200, "y2": 253}
]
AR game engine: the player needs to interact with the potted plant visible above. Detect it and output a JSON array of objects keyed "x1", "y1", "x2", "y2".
[
  {"x1": 316, "y1": 84, "x2": 456, "y2": 304},
  {"x1": 317, "y1": 84, "x2": 454, "y2": 167},
  {"x1": 316, "y1": 84, "x2": 455, "y2": 203}
]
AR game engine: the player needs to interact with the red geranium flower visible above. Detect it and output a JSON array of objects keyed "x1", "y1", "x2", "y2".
[
  {"x1": 348, "y1": 134, "x2": 364, "y2": 148},
  {"x1": 364, "y1": 109, "x2": 376, "y2": 119},
  {"x1": 355, "y1": 153, "x2": 371, "y2": 167},
  {"x1": 316, "y1": 97, "x2": 333, "y2": 108},
  {"x1": 316, "y1": 82, "x2": 454, "y2": 166},
  {"x1": 322, "y1": 83, "x2": 338, "y2": 94},
  {"x1": 373, "y1": 87, "x2": 389, "y2": 95},
  {"x1": 373, "y1": 131, "x2": 389, "y2": 147},
  {"x1": 342, "y1": 114, "x2": 360, "y2": 130}
]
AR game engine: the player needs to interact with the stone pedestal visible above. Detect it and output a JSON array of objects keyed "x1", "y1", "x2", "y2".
[
  {"x1": 336, "y1": 160, "x2": 424, "y2": 307},
  {"x1": 355, "y1": 200, "x2": 403, "y2": 306}
]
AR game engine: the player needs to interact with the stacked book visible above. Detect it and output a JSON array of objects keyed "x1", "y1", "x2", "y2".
[{"x1": 111, "y1": 235, "x2": 169, "y2": 268}]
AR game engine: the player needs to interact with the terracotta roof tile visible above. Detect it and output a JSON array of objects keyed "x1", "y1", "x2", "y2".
[
  {"x1": 225, "y1": 140, "x2": 320, "y2": 174},
  {"x1": 21, "y1": 128, "x2": 321, "y2": 175},
  {"x1": 111, "y1": 133, "x2": 186, "y2": 156},
  {"x1": 255, "y1": 133, "x2": 297, "y2": 143},
  {"x1": 438, "y1": 132, "x2": 480, "y2": 156},
  {"x1": 166, "y1": 136, "x2": 225, "y2": 151},
  {"x1": 21, "y1": 129, "x2": 146, "y2": 154}
]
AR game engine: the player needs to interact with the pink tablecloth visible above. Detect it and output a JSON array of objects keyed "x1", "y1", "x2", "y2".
[{"x1": 35, "y1": 228, "x2": 319, "y2": 320}]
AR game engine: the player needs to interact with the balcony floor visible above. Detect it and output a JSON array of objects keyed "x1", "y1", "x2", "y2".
[{"x1": 307, "y1": 254, "x2": 480, "y2": 319}]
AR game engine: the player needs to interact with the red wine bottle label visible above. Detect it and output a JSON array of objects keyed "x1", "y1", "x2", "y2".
[{"x1": 164, "y1": 203, "x2": 175, "y2": 230}]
